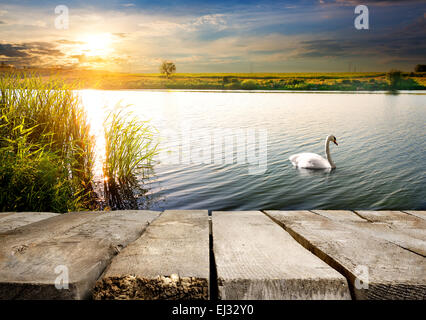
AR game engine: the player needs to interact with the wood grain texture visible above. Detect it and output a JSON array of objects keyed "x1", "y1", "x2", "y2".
[
  {"x1": 0, "y1": 212, "x2": 59, "y2": 233},
  {"x1": 0, "y1": 210, "x2": 159, "y2": 299},
  {"x1": 313, "y1": 210, "x2": 426, "y2": 256},
  {"x1": 265, "y1": 210, "x2": 426, "y2": 300},
  {"x1": 355, "y1": 210, "x2": 424, "y2": 224},
  {"x1": 312, "y1": 210, "x2": 367, "y2": 222},
  {"x1": 94, "y1": 210, "x2": 209, "y2": 300},
  {"x1": 212, "y1": 211, "x2": 351, "y2": 300},
  {"x1": 403, "y1": 211, "x2": 426, "y2": 221}
]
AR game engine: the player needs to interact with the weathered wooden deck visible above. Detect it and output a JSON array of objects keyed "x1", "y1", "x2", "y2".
[{"x1": 0, "y1": 210, "x2": 424, "y2": 300}]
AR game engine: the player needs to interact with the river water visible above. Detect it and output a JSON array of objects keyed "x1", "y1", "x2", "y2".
[{"x1": 80, "y1": 90, "x2": 426, "y2": 211}]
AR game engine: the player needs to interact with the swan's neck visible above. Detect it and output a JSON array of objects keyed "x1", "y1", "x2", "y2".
[{"x1": 325, "y1": 139, "x2": 336, "y2": 168}]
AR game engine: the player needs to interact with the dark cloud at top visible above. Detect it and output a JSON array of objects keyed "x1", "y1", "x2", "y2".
[
  {"x1": 327, "y1": 0, "x2": 425, "y2": 4},
  {"x1": 292, "y1": 15, "x2": 426, "y2": 64},
  {"x1": 393, "y1": 15, "x2": 426, "y2": 38}
]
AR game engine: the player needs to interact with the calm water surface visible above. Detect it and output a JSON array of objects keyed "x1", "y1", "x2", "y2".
[{"x1": 81, "y1": 90, "x2": 426, "y2": 211}]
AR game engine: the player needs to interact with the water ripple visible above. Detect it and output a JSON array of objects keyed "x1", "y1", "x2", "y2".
[{"x1": 80, "y1": 90, "x2": 426, "y2": 210}]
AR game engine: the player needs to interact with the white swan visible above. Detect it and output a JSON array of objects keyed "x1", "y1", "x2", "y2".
[{"x1": 289, "y1": 135, "x2": 338, "y2": 169}]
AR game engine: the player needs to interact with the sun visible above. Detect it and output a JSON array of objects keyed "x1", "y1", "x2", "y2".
[{"x1": 79, "y1": 33, "x2": 113, "y2": 57}]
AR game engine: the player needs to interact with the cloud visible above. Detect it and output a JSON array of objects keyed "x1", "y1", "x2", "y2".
[
  {"x1": 56, "y1": 39, "x2": 85, "y2": 45},
  {"x1": 296, "y1": 39, "x2": 348, "y2": 57},
  {"x1": 113, "y1": 33, "x2": 129, "y2": 38},
  {"x1": 0, "y1": 43, "x2": 29, "y2": 57},
  {"x1": 24, "y1": 42, "x2": 64, "y2": 56},
  {"x1": 326, "y1": 0, "x2": 424, "y2": 5},
  {"x1": 136, "y1": 13, "x2": 229, "y2": 37},
  {"x1": 71, "y1": 53, "x2": 128, "y2": 67},
  {"x1": 72, "y1": 54, "x2": 106, "y2": 64},
  {"x1": 193, "y1": 14, "x2": 227, "y2": 28},
  {"x1": 291, "y1": 15, "x2": 426, "y2": 63},
  {"x1": 1, "y1": 2, "x2": 424, "y2": 71},
  {"x1": 0, "y1": 41, "x2": 66, "y2": 67}
]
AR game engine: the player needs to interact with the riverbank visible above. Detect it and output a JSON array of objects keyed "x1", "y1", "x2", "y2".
[{"x1": 1, "y1": 68, "x2": 425, "y2": 90}]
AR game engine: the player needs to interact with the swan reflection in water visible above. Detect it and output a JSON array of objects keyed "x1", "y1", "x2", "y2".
[{"x1": 295, "y1": 167, "x2": 335, "y2": 177}]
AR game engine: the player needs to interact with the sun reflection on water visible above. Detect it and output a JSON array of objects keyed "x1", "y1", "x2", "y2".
[{"x1": 77, "y1": 89, "x2": 426, "y2": 211}]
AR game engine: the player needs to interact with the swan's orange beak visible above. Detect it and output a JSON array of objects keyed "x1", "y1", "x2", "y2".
[{"x1": 334, "y1": 140, "x2": 338, "y2": 146}]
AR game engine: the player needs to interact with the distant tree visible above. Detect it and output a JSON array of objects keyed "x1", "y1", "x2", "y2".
[
  {"x1": 241, "y1": 79, "x2": 258, "y2": 90},
  {"x1": 159, "y1": 61, "x2": 176, "y2": 79},
  {"x1": 222, "y1": 76, "x2": 232, "y2": 84},
  {"x1": 387, "y1": 69, "x2": 402, "y2": 89},
  {"x1": 414, "y1": 64, "x2": 426, "y2": 72}
]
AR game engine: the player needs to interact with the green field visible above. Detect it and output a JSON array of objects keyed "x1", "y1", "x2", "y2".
[{"x1": 1, "y1": 68, "x2": 425, "y2": 90}]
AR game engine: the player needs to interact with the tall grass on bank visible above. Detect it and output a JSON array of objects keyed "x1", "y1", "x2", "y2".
[
  {"x1": 0, "y1": 72, "x2": 96, "y2": 212},
  {"x1": 103, "y1": 108, "x2": 158, "y2": 210}
]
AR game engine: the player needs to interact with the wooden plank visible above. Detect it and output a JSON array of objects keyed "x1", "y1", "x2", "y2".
[
  {"x1": 355, "y1": 210, "x2": 426, "y2": 252},
  {"x1": 313, "y1": 210, "x2": 426, "y2": 256},
  {"x1": 312, "y1": 210, "x2": 367, "y2": 222},
  {"x1": 93, "y1": 210, "x2": 209, "y2": 300},
  {"x1": 0, "y1": 212, "x2": 59, "y2": 233},
  {"x1": 403, "y1": 211, "x2": 426, "y2": 221},
  {"x1": 354, "y1": 210, "x2": 423, "y2": 224},
  {"x1": 265, "y1": 210, "x2": 426, "y2": 300},
  {"x1": 0, "y1": 210, "x2": 159, "y2": 299},
  {"x1": 212, "y1": 211, "x2": 351, "y2": 300}
]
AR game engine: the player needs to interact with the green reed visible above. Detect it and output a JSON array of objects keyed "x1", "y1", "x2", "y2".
[
  {"x1": 0, "y1": 72, "x2": 96, "y2": 212},
  {"x1": 103, "y1": 107, "x2": 158, "y2": 210}
]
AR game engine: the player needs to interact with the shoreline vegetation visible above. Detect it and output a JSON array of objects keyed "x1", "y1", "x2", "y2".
[
  {"x1": 0, "y1": 72, "x2": 157, "y2": 213},
  {"x1": 1, "y1": 67, "x2": 426, "y2": 91}
]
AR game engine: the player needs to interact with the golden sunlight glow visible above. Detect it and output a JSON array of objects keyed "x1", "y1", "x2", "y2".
[{"x1": 79, "y1": 33, "x2": 113, "y2": 57}]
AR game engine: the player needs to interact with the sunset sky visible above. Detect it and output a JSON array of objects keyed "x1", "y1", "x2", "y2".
[{"x1": 0, "y1": 0, "x2": 425, "y2": 72}]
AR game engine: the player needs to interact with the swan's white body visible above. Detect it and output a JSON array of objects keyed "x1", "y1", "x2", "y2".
[
  {"x1": 289, "y1": 152, "x2": 332, "y2": 169},
  {"x1": 289, "y1": 135, "x2": 338, "y2": 169}
]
